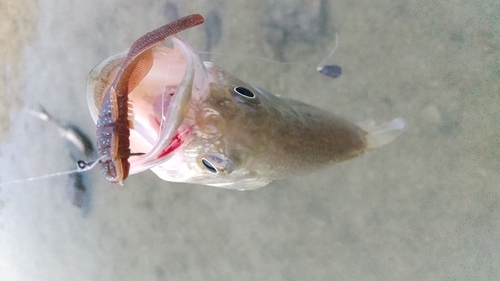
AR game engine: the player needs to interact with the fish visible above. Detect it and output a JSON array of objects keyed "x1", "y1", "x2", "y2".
[{"x1": 86, "y1": 14, "x2": 405, "y2": 190}]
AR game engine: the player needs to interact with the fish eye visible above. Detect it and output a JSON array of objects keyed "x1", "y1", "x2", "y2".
[
  {"x1": 199, "y1": 153, "x2": 236, "y2": 175},
  {"x1": 231, "y1": 86, "x2": 260, "y2": 106},
  {"x1": 201, "y1": 158, "x2": 218, "y2": 173},
  {"x1": 233, "y1": 86, "x2": 255, "y2": 99}
]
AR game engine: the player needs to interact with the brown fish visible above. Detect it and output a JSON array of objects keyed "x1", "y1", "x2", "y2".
[{"x1": 86, "y1": 14, "x2": 404, "y2": 190}]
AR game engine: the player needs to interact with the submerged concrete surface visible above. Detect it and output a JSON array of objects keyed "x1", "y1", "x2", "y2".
[{"x1": 0, "y1": 0, "x2": 499, "y2": 280}]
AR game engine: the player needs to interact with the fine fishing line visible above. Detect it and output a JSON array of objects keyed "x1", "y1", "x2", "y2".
[
  {"x1": 193, "y1": 33, "x2": 340, "y2": 71},
  {"x1": 0, "y1": 156, "x2": 103, "y2": 187}
]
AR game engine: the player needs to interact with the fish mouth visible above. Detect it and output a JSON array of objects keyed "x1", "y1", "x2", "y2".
[{"x1": 87, "y1": 34, "x2": 208, "y2": 175}]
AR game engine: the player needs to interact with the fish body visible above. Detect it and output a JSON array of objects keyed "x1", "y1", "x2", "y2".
[{"x1": 87, "y1": 15, "x2": 404, "y2": 189}]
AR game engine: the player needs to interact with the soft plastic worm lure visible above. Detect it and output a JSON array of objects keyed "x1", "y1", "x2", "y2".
[{"x1": 94, "y1": 14, "x2": 204, "y2": 185}]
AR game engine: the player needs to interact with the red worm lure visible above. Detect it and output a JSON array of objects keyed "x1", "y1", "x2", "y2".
[{"x1": 95, "y1": 14, "x2": 205, "y2": 185}]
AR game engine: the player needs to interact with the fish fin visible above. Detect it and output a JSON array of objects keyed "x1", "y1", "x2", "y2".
[{"x1": 361, "y1": 118, "x2": 406, "y2": 150}]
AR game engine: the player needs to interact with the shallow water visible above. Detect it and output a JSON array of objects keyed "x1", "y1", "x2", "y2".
[{"x1": 0, "y1": 0, "x2": 499, "y2": 280}]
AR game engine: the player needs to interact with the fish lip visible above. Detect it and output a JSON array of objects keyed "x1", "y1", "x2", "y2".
[{"x1": 128, "y1": 35, "x2": 197, "y2": 174}]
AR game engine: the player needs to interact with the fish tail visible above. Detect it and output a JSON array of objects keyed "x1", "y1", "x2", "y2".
[{"x1": 361, "y1": 118, "x2": 406, "y2": 150}]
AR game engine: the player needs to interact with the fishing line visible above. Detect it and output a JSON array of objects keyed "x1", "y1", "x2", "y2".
[
  {"x1": 192, "y1": 33, "x2": 340, "y2": 71},
  {"x1": 316, "y1": 33, "x2": 339, "y2": 71},
  {"x1": 0, "y1": 156, "x2": 104, "y2": 187},
  {"x1": 194, "y1": 49, "x2": 307, "y2": 67},
  {"x1": 160, "y1": 49, "x2": 173, "y2": 137}
]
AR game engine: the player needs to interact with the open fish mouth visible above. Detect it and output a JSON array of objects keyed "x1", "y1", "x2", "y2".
[{"x1": 87, "y1": 34, "x2": 208, "y2": 176}]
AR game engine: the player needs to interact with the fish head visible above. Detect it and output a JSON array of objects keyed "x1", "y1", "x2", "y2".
[
  {"x1": 88, "y1": 34, "x2": 274, "y2": 189},
  {"x1": 177, "y1": 71, "x2": 277, "y2": 189}
]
